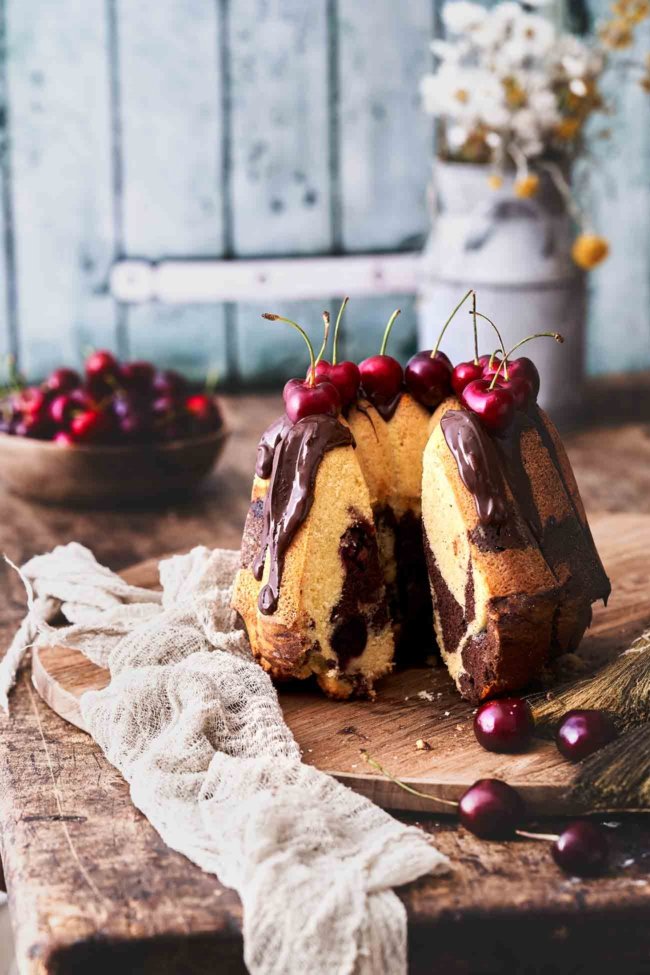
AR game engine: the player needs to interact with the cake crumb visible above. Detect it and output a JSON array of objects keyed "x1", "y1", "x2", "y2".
[
  {"x1": 415, "y1": 738, "x2": 431, "y2": 751},
  {"x1": 444, "y1": 710, "x2": 450, "y2": 717},
  {"x1": 417, "y1": 690, "x2": 434, "y2": 702}
]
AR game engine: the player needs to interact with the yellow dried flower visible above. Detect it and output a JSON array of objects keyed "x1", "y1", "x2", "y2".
[
  {"x1": 555, "y1": 117, "x2": 582, "y2": 140},
  {"x1": 611, "y1": 0, "x2": 650, "y2": 23},
  {"x1": 599, "y1": 18, "x2": 634, "y2": 48},
  {"x1": 503, "y1": 77, "x2": 527, "y2": 109},
  {"x1": 454, "y1": 89, "x2": 470, "y2": 104},
  {"x1": 571, "y1": 234, "x2": 610, "y2": 270},
  {"x1": 514, "y1": 174, "x2": 540, "y2": 198},
  {"x1": 487, "y1": 174, "x2": 503, "y2": 190}
]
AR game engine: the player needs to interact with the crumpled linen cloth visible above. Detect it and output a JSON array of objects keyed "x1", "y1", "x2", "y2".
[{"x1": 3, "y1": 542, "x2": 448, "y2": 975}]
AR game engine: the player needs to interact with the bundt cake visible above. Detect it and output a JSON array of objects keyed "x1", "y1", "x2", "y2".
[{"x1": 232, "y1": 300, "x2": 610, "y2": 702}]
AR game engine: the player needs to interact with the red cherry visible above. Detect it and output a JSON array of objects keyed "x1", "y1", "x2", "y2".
[
  {"x1": 121, "y1": 360, "x2": 155, "y2": 391},
  {"x1": 70, "y1": 409, "x2": 112, "y2": 444},
  {"x1": 328, "y1": 361, "x2": 360, "y2": 408},
  {"x1": 508, "y1": 357, "x2": 540, "y2": 400},
  {"x1": 152, "y1": 369, "x2": 187, "y2": 399},
  {"x1": 185, "y1": 393, "x2": 221, "y2": 432},
  {"x1": 46, "y1": 368, "x2": 81, "y2": 394},
  {"x1": 474, "y1": 698, "x2": 534, "y2": 753},
  {"x1": 461, "y1": 379, "x2": 516, "y2": 433},
  {"x1": 359, "y1": 355, "x2": 403, "y2": 403},
  {"x1": 404, "y1": 351, "x2": 452, "y2": 408},
  {"x1": 458, "y1": 778, "x2": 525, "y2": 839},
  {"x1": 54, "y1": 431, "x2": 75, "y2": 446},
  {"x1": 556, "y1": 710, "x2": 617, "y2": 762},
  {"x1": 552, "y1": 821, "x2": 609, "y2": 877},
  {"x1": 452, "y1": 360, "x2": 484, "y2": 398},
  {"x1": 284, "y1": 379, "x2": 340, "y2": 424},
  {"x1": 85, "y1": 350, "x2": 120, "y2": 397},
  {"x1": 49, "y1": 389, "x2": 93, "y2": 428},
  {"x1": 14, "y1": 414, "x2": 50, "y2": 439},
  {"x1": 13, "y1": 386, "x2": 47, "y2": 419},
  {"x1": 306, "y1": 359, "x2": 333, "y2": 384},
  {"x1": 498, "y1": 374, "x2": 535, "y2": 410}
]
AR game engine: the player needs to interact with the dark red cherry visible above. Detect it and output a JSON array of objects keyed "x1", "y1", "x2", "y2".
[
  {"x1": 458, "y1": 778, "x2": 525, "y2": 839},
  {"x1": 121, "y1": 360, "x2": 155, "y2": 391},
  {"x1": 508, "y1": 357, "x2": 540, "y2": 400},
  {"x1": 46, "y1": 367, "x2": 81, "y2": 394},
  {"x1": 491, "y1": 373, "x2": 535, "y2": 411},
  {"x1": 404, "y1": 351, "x2": 452, "y2": 408},
  {"x1": 152, "y1": 369, "x2": 187, "y2": 399},
  {"x1": 85, "y1": 350, "x2": 120, "y2": 395},
  {"x1": 48, "y1": 389, "x2": 93, "y2": 427},
  {"x1": 70, "y1": 409, "x2": 112, "y2": 444},
  {"x1": 474, "y1": 698, "x2": 534, "y2": 753},
  {"x1": 556, "y1": 709, "x2": 617, "y2": 762},
  {"x1": 13, "y1": 386, "x2": 47, "y2": 420},
  {"x1": 185, "y1": 393, "x2": 221, "y2": 432},
  {"x1": 328, "y1": 361, "x2": 361, "y2": 408},
  {"x1": 306, "y1": 359, "x2": 332, "y2": 384},
  {"x1": 359, "y1": 355, "x2": 403, "y2": 402},
  {"x1": 452, "y1": 360, "x2": 484, "y2": 398},
  {"x1": 284, "y1": 379, "x2": 340, "y2": 424},
  {"x1": 461, "y1": 379, "x2": 516, "y2": 433},
  {"x1": 552, "y1": 821, "x2": 609, "y2": 877},
  {"x1": 54, "y1": 431, "x2": 75, "y2": 446}
]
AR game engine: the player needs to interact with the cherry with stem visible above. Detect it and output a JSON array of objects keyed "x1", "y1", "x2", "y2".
[
  {"x1": 406, "y1": 290, "x2": 474, "y2": 408},
  {"x1": 451, "y1": 302, "x2": 508, "y2": 397},
  {"x1": 359, "y1": 309, "x2": 404, "y2": 404},
  {"x1": 263, "y1": 313, "x2": 340, "y2": 422},
  {"x1": 361, "y1": 751, "x2": 609, "y2": 874}
]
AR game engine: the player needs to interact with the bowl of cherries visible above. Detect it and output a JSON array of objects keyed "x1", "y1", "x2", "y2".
[{"x1": 0, "y1": 352, "x2": 228, "y2": 505}]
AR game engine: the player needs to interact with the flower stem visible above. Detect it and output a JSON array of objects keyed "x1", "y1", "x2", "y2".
[
  {"x1": 262, "y1": 313, "x2": 316, "y2": 387},
  {"x1": 379, "y1": 309, "x2": 401, "y2": 356},
  {"x1": 433, "y1": 289, "x2": 473, "y2": 357},
  {"x1": 332, "y1": 297, "x2": 349, "y2": 366}
]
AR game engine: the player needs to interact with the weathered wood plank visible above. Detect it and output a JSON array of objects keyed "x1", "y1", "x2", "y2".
[
  {"x1": 118, "y1": 0, "x2": 228, "y2": 377},
  {"x1": 0, "y1": 1, "x2": 14, "y2": 369},
  {"x1": 228, "y1": 0, "x2": 331, "y2": 257},
  {"x1": 5, "y1": 0, "x2": 117, "y2": 379},
  {"x1": 337, "y1": 0, "x2": 434, "y2": 252},
  {"x1": 586, "y1": 8, "x2": 650, "y2": 375}
]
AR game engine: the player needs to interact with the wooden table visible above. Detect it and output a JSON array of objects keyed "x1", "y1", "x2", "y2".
[{"x1": 0, "y1": 392, "x2": 649, "y2": 975}]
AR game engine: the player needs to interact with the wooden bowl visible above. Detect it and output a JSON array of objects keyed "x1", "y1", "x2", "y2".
[{"x1": 0, "y1": 426, "x2": 230, "y2": 505}]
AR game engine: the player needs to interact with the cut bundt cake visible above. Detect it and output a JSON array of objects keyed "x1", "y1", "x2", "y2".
[
  {"x1": 232, "y1": 301, "x2": 610, "y2": 702},
  {"x1": 232, "y1": 412, "x2": 395, "y2": 698},
  {"x1": 422, "y1": 396, "x2": 610, "y2": 702}
]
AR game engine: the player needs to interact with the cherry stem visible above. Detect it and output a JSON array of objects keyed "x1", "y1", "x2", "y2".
[
  {"x1": 360, "y1": 750, "x2": 459, "y2": 809},
  {"x1": 432, "y1": 288, "x2": 473, "y2": 357},
  {"x1": 315, "y1": 312, "x2": 330, "y2": 368},
  {"x1": 471, "y1": 291, "x2": 479, "y2": 364},
  {"x1": 489, "y1": 331, "x2": 564, "y2": 391},
  {"x1": 516, "y1": 829, "x2": 560, "y2": 843},
  {"x1": 262, "y1": 313, "x2": 316, "y2": 387},
  {"x1": 332, "y1": 297, "x2": 349, "y2": 366},
  {"x1": 472, "y1": 311, "x2": 508, "y2": 379},
  {"x1": 379, "y1": 309, "x2": 401, "y2": 356}
]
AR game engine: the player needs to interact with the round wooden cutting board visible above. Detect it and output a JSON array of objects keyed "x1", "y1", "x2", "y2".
[{"x1": 32, "y1": 512, "x2": 650, "y2": 815}]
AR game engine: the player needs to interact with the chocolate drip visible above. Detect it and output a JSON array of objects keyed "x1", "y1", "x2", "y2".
[
  {"x1": 253, "y1": 414, "x2": 354, "y2": 615},
  {"x1": 255, "y1": 414, "x2": 293, "y2": 479},
  {"x1": 362, "y1": 389, "x2": 403, "y2": 422},
  {"x1": 441, "y1": 410, "x2": 508, "y2": 526}
]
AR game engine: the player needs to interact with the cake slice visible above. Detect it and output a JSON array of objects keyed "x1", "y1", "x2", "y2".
[
  {"x1": 422, "y1": 396, "x2": 610, "y2": 702},
  {"x1": 232, "y1": 413, "x2": 395, "y2": 698}
]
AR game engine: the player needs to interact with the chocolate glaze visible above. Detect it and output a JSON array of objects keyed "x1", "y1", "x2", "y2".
[
  {"x1": 441, "y1": 410, "x2": 509, "y2": 526},
  {"x1": 362, "y1": 389, "x2": 403, "y2": 422},
  {"x1": 255, "y1": 414, "x2": 293, "y2": 479},
  {"x1": 253, "y1": 414, "x2": 354, "y2": 615}
]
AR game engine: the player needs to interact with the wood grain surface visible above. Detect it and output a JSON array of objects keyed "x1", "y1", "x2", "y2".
[{"x1": 0, "y1": 395, "x2": 649, "y2": 975}]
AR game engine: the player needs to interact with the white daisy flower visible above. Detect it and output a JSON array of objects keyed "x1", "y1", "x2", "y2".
[{"x1": 441, "y1": 1, "x2": 487, "y2": 35}]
